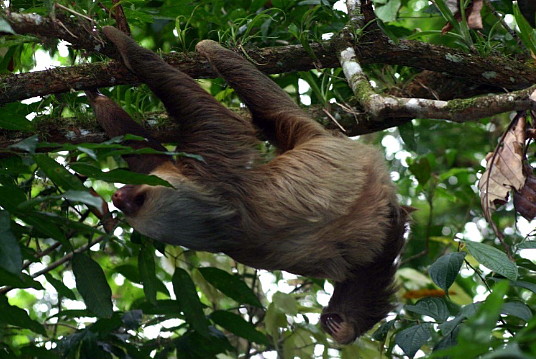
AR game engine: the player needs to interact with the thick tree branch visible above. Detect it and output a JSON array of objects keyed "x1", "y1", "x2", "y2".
[
  {"x1": 2, "y1": 9, "x2": 536, "y2": 105},
  {"x1": 337, "y1": 0, "x2": 536, "y2": 122},
  {"x1": 0, "y1": 105, "x2": 411, "y2": 150},
  {"x1": 339, "y1": 45, "x2": 536, "y2": 121}
]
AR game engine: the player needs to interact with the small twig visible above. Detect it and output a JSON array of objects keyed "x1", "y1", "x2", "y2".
[
  {"x1": 54, "y1": 3, "x2": 95, "y2": 23},
  {"x1": 0, "y1": 236, "x2": 107, "y2": 295},
  {"x1": 322, "y1": 108, "x2": 347, "y2": 132}
]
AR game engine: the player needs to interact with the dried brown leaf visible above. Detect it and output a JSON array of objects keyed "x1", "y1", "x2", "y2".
[
  {"x1": 479, "y1": 117, "x2": 526, "y2": 218},
  {"x1": 441, "y1": 0, "x2": 483, "y2": 34}
]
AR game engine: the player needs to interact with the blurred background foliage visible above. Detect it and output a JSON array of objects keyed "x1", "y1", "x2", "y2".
[{"x1": 0, "y1": 0, "x2": 535, "y2": 358}]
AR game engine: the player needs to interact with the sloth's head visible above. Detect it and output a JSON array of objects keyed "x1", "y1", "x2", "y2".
[{"x1": 112, "y1": 163, "x2": 236, "y2": 251}]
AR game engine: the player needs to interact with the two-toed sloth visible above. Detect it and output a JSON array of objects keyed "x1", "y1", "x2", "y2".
[{"x1": 87, "y1": 26, "x2": 407, "y2": 344}]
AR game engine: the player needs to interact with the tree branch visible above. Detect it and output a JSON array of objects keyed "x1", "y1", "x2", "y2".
[
  {"x1": 0, "y1": 104, "x2": 412, "y2": 150},
  {"x1": 2, "y1": 9, "x2": 536, "y2": 104},
  {"x1": 0, "y1": 235, "x2": 107, "y2": 295},
  {"x1": 337, "y1": 0, "x2": 536, "y2": 122}
]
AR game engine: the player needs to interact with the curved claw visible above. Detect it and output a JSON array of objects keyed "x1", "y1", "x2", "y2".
[{"x1": 320, "y1": 313, "x2": 357, "y2": 345}]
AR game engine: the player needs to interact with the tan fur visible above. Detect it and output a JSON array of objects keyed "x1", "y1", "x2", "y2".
[{"x1": 90, "y1": 27, "x2": 407, "y2": 344}]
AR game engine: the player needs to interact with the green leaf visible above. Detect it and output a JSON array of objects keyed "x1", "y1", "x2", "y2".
[
  {"x1": 62, "y1": 190, "x2": 103, "y2": 209},
  {"x1": 513, "y1": 2, "x2": 536, "y2": 54},
  {"x1": 34, "y1": 154, "x2": 85, "y2": 191},
  {"x1": 398, "y1": 122, "x2": 417, "y2": 152},
  {"x1": 0, "y1": 296, "x2": 47, "y2": 335},
  {"x1": 0, "y1": 18, "x2": 15, "y2": 34},
  {"x1": 72, "y1": 253, "x2": 113, "y2": 318},
  {"x1": 429, "y1": 252, "x2": 466, "y2": 292},
  {"x1": 22, "y1": 212, "x2": 67, "y2": 242},
  {"x1": 511, "y1": 280, "x2": 536, "y2": 293},
  {"x1": 9, "y1": 135, "x2": 39, "y2": 153},
  {"x1": 517, "y1": 240, "x2": 536, "y2": 249},
  {"x1": 395, "y1": 323, "x2": 432, "y2": 358},
  {"x1": 405, "y1": 297, "x2": 450, "y2": 323},
  {"x1": 0, "y1": 103, "x2": 34, "y2": 131},
  {"x1": 138, "y1": 246, "x2": 157, "y2": 305},
  {"x1": 70, "y1": 163, "x2": 172, "y2": 186},
  {"x1": 272, "y1": 291, "x2": 298, "y2": 315},
  {"x1": 408, "y1": 157, "x2": 432, "y2": 186},
  {"x1": 44, "y1": 273, "x2": 77, "y2": 300},
  {"x1": 501, "y1": 301, "x2": 533, "y2": 322},
  {"x1": 122, "y1": 310, "x2": 143, "y2": 330},
  {"x1": 464, "y1": 241, "x2": 518, "y2": 281},
  {"x1": 444, "y1": 281, "x2": 510, "y2": 358},
  {"x1": 264, "y1": 302, "x2": 288, "y2": 340},
  {"x1": 198, "y1": 267, "x2": 262, "y2": 307},
  {"x1": 372, "y1": 320, "x2": 395, "y2": 341},
  {"x1": 174, "y1": 329, "x2": 232, "y2": 358},
  {"x1": 210, "y1": 310, "x2": 270, "y2": 345},
  {"x1": 0, "y1": 184, "x2": 27, "y2": 212},
  {"x1": 0, "y1": 211, "x2": 22, "y2": 274},
  {"x1": 374, "y1": 0, "x2": 401, "y2": 22},
  {"x1": 172, "y1": 267, "x2": 210, "y2": 336},
  {"x1": 0, "y1": 267, "x2": 42, "y2": 289}
]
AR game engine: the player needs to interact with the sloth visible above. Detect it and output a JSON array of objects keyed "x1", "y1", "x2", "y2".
[{"x1": 87, "y1": 26, "x2": 407, "y2": 344}]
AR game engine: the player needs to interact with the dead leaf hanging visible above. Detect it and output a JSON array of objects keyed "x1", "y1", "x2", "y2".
[{"x1": 479, "y1": 115, "x2": 526, "y2": 220}]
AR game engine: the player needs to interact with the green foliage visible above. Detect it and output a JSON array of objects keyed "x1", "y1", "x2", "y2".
[{"x1": 0, "y1": 0, "x2": 535, "y2": 358}]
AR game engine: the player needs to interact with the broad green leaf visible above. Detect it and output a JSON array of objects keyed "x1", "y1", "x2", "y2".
[
  {"x1": 72, "y1": 253, "x2": 113, "y2": 318},
  {"x1": 45, "y1": 273, "x2": 76, "y2": 300},
  {"x1": 9, "y1": 135, "x2": 39, "y2": 153},
  {"x1": 174, "y1": 329, "x2": 232, "y2": 358},
  {"x1": 429, "y1": 252, "x2": 466, "y2": 292},
  {"x1": 0, "y1": 268, "x2": 42, "y2": 289},
  {"x1": 374, "y1": 0, "x2": 401, "y2": 22},
  {"x1": 517, "y1": 240, "x2": 536, "y2": 249},
  {"x1": 0, "y1": 18, "x2": 15, "y2": 34},
  {"x1": 199, "y1": 267, "x2": 262, "y2": 307},
  {"x1": 21, "y1": 190, "x2": 104, "y2": 210},
  {"x1": 438, "y1": 281, "x2": 510, "y2": 358},
  {"x1": 511, "y1": 280, "x2": 536, "y2": 293},
  {"x1": 62, "y1": 190, "x2": 103, "y2": 209},
  {"x1": 34, "y1": 154, "x2": 85, "y2": 191},
  {"x1": 433, "y1": 326, "x2": 460, "y2": 353},
  {"x1": 0, "y1": 184, "x2": 27, "y2": 212},
  {"x1": 479, "y1": 344, "x2": 527, "y2": 359},
  {"x1": 0, "y1": 296, "x2": 46, "y2": 335},
  {"x1": 283, "y1": 327, "x2": 315, "y2": 359},
  {"x1": 22, "y1": 212, "x2": 67, "y2": 243},
  {"x1": 398, "y1": 122, "x2": 417, "y2": 152},
  {"x1": 372, "y1": 320, "x2": 395, "y2": 341},
  {"x1": 70, "y1": 163, "x2": 172, "y2": 186},
  {"x1": 172, "y1": 267, "x2": 210, "y2": 336},
  {"x1": 513, "y1": 2, "x2": 536, "y2": 55},
  {"x1": 0, "y1": 103, "x2": 34, "y2": 131},
  {"x1": 138, "y1": 246, "x2": 157, "y2": 305},
  {"x1": 210, "y1": 310, "x2": 270, "y2": 345},
  {"x1": 405, "y1": 297, "x2": 450, "y2": 323},
  {"x1": 136, "y1": 299, "x2": 182, "y2": 315},
  {"x1": 90, "y1": 315, "x2": 122, "y2": 336},
  {"x1": 272, "y1": 291, "x2": 298, "y2": 315},
  {"x1": 264, "y1": 302, "x2": 288, "y2": 341},
  {"x1": 408, "y1": 157, "x2": 432, "y2": 186},
  {"x1": 122, "y1": 310, "x2": 143, "y2": 330},
  {"x1": 395, "y1": 323, "x2": 432, "y2": 358},
  {"x1": 464, "y1": 241, "x2": 518, "y2": 281},
  {"x1": 501, "y1": 301, "x2": 533, "y2": 322},
  {"x1": 0, "y1": 211, "x2": 22, "y2": 274}
]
